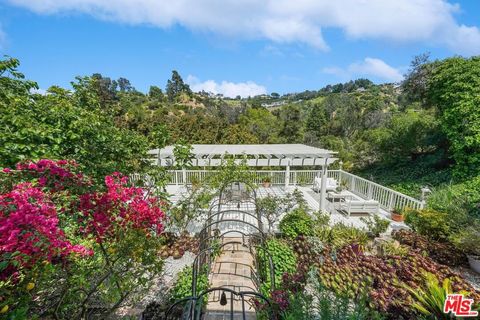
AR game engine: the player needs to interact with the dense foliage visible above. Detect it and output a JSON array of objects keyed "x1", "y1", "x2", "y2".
[
  {"x1": 171, "y1": 266, "x2": 209, "y2": 304},
  {"x1": 258, "y1": 238, "x2": 297, "y2": 293},
  {"x1": 426, "y1": 57, "x2": 480, "y2": 178},
  {"x1": 259, "y1": 228, "x2": 479, "y2": 320},
  {"x1": 2, "y1": 55, "x2": 479, "y2": 204},
  {"x1": 279, "y1": 208, "x2": 314, "y2": 239},
  {"x1": 0, "y1": 58, "x2": 153, "y2": 183}
]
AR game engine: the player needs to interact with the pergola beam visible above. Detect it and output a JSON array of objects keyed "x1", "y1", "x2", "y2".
[{"x1": 150, "y1": 144, "x2": 337, "y2": 168}]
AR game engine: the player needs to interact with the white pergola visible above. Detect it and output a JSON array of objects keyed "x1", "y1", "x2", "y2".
[{"x1": 148, "y1": 144, "x2": 338, "y2": 212}]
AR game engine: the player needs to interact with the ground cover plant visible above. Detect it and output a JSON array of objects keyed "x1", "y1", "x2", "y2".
[
  {"x1": 393, "y1": 229, "x2": 467, "y2": 267},
  {"x1": 257, "y1": 205, "x2": 480, "y2": 320},
  {"x1": 258, "y1": 238, "x2": 297, "y2": 294}
]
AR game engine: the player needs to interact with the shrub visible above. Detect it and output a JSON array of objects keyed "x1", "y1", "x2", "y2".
[
  {"x1": 376, "y1": 240, "x2": 409, "y2": 257},
  {"x1": 258, "y1": 238, "x2": 297, "y2": 293},
  {"x1": 257, "y1": 195, "x2": 282, "y2": 233},
  {"x1": 317, "y1": 223, "x2": 369, "y2": 250},
  {"x1": 256, "y1": 270, "x2": 384, "y2": 320},
  {"x1": 0, "y1": 160, "x2": 166, "y2": 319},
  {"x1": 360, "y1": 215, "x2": 390, "y2": 237},
  {"x1": 449, "y1": 226, "x2": 480, "y2": 256},
  {"x1": 171, "y1": 265, "x2": 209, "y2": 304},
  {"x1": 405, "y1": 272, "x2": 469, "y2": 319},
  {"x1": 279, "y1": 208, "x2": 314, "y2": 239},
  {"x1": 404, "y1": 208, "x2": 451, "y2": 241}
]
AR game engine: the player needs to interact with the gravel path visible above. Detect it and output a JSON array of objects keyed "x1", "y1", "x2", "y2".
[
  {"x1": 454, "y1": 266, "x2": 480, "y2": 291},
  {"x1": 112, "y1": 252, "x2": 196, "y2": 319}
]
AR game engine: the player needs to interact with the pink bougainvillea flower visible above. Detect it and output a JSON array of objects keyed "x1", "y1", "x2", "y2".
[
  {"x1": 80, "y1": 173, "x2": 165, "y2": 242},
  {"x1": 0, "y1": 181, "x2": 91, "y2": 279}
]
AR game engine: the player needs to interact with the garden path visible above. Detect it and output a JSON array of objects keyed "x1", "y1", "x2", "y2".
[{"x1": 204, "y1": 239, "x2": 257, "y2": 319}]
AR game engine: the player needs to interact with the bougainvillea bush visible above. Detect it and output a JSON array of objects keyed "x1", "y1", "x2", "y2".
[{"x1": 0, "y1": 159, "x2": 166, "y2": 319}]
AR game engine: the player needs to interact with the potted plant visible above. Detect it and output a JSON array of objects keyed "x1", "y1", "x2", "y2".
[
  {"x1": 391, "y1": 207, "x2": 405, "y2": 222},
  {"x1": 262, "y1": 176, "x2": 272, "y2": 188},
  {"x1": 452, "y1": 227, "x2": 480, "y2": 273}
]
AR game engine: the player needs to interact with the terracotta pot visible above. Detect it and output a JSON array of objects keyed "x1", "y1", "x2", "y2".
[
  {"x1": 468, "y1": 255, "x2": 480, "y2": 274},
  {"x1": 391, "y1": 212, "x2": 405, "y2": 222},
  {"x1": 262, "y1": 182, "x2": 271, "y2": 188}
]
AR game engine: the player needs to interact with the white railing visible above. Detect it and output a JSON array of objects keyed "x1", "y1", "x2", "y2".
[
  {"x1": 136, "y1": 169, "x2": 423, "y2": 211},
  {"x1": 335, "y1": 171, "x2": 423, "y2": 211}
]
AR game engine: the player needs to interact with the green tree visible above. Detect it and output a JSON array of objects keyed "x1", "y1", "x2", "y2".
[
  {"x1": 166, "y1": 70, "x2": 192, "y2": 102},
  {"x1": 0, "y1": 56, "x2": 38, "y2": 103},
  {"x1": 221, "y1": 124, "x2": 259, "y2": 144},
  {"x1": 239, "y1": 107, "x2": 279, "y2": 142},
  {"x1": 149, "y1": 85, "x2": 165, "y2": 101},
  {"x1": 371, "y1": 109, "x2": 443, "y2": 162},
  {"x1": 427, "y1": 56, "x2": 480, "y2": 177},
  {"x1": 305, "y1": 103, "x2": 328, "y2": 140},
  {"x1": 278, "y1": 104, "x2": 304, "y2": 143},
  {"x1": 117, "y1": 77, "x2": 134, "y2": 92},
  {"x1": 402, "y1": 53, "x2": 434, "y2": 105},
  {"x1": 173, "y1": 141, "x2": 194, "y2": 169},
  {"x1": 0, "y1": 57, "x2": 152, "y2": 182}
]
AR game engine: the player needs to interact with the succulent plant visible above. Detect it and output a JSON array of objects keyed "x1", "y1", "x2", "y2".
[{"x1": 393, "y1": 229, "x2": 467, "y2": 267}]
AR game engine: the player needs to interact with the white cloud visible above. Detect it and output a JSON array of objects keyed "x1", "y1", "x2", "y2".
[
  {"x1": 187, "y1": 75, "x2": 267, "y2": 98},
  {"x1": 350, "y1": 58, "x2": 403, "y2": 82},
  {"x1": 30, "y1": 88, "x2": 47, "y2": 95},
  {"x1": 6, "y1": 0, "x2": 480, "y2": 54},
  {"x1": 323, "y1": 58, "x2": 403, "y2": 83}
]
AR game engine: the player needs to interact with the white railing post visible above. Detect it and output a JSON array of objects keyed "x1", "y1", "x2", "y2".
[
  {"x1": 388, "y1": 193, "x2": 394, "y2": 211},
  {"x1": 367, "y1": 184, "x2": 373, "y2": 199},
  {"x1": 182, "y1": 168, "x2": 187, "y2": 186},
  {"x1": 285, "y1": 160, "x2": 290, "y2": 188},
  {"x1": 319, "y1": 159, "x2": 328, "y2": 213}
]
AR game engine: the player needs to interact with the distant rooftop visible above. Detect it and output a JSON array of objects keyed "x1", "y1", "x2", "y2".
[{"x1": 148, "y1": 144, "x2": 337, "y2": 167}]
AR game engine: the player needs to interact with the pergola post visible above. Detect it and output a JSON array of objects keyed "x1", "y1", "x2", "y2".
[
  {"x1": 319, "y1": 159, "x2": 328, "y2": 213},
  {"x1": 285, "y1": 159, "x2": 290, "y2": 188}
]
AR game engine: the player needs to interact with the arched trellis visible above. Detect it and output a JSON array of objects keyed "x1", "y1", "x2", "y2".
[
  {"x1": 214, "y1": 180, "x2": 262, "y2": 231},
  {"x1": 200, "y1": 229, "x2": 265, "y2": 250},
  {"x1": 198, "y1": 217, "x2": 266, "y2": 253},
  {"x1": 192, "y1": 240, "x2": 275, "y2": 296},
  {"x1": 165, "y1": 180, "x2": 274, "y2": 319},
  {"x1": 165, "y1": 287, "x2": 272, "y2": 320}
]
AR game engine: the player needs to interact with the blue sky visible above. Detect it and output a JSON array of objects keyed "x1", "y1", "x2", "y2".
[{"x1": 1, "y1": 0, "x2": 479, "y2": 97}]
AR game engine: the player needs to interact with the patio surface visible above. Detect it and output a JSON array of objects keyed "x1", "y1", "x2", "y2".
[{"x1": 165, "y1": 185, "x2": 407, "y2": 232}]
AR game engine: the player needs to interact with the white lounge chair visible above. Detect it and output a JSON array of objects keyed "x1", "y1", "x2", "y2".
[
  {"x1": 313, "y1": 177, "x2": 338, "y2": 192},
  {"x1": 338, "y1": 199, "x2": 379, "y2": 217}
]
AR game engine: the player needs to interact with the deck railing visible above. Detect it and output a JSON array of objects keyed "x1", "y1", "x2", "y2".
[
  {"x1": 132, "y1": 169, "x2": 423, "y2": 211},
  {"x1": 334, "y1": 170, "x2": 423, "y2": 210}
]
